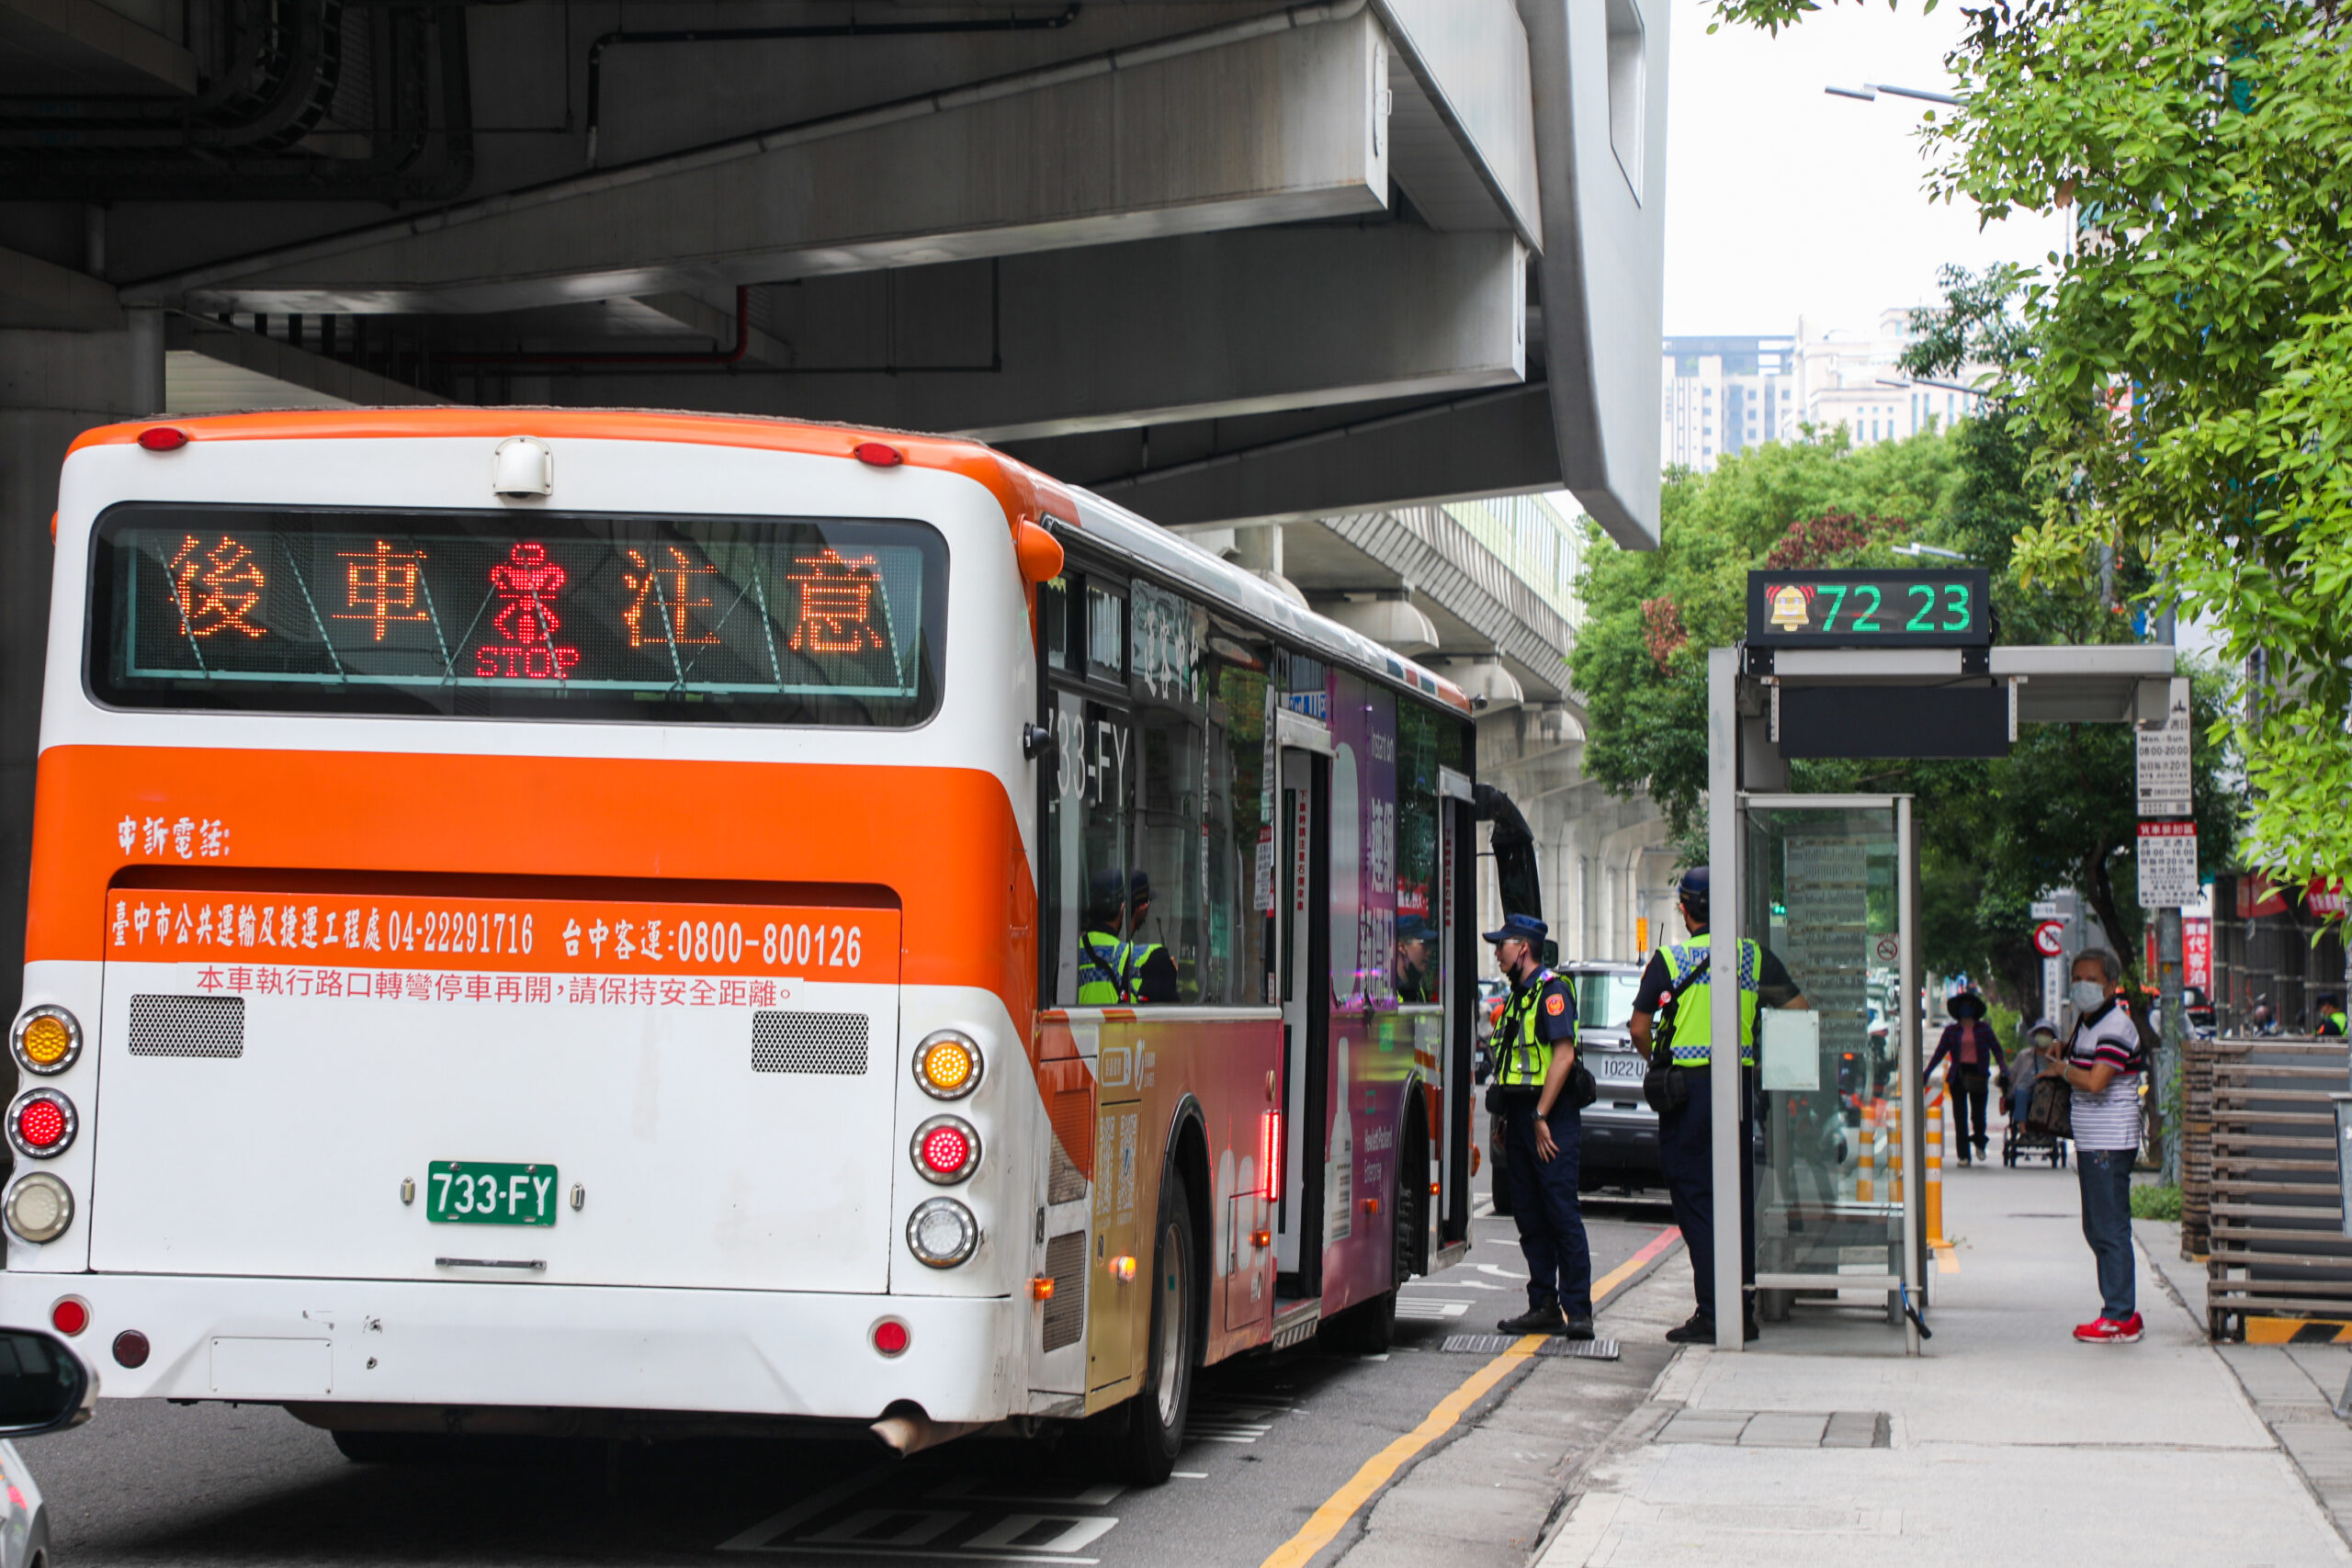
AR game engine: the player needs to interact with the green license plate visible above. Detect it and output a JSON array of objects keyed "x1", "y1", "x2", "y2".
[{"x1": 427, "y1": 1161, "x2": 559, "y2": 1226}]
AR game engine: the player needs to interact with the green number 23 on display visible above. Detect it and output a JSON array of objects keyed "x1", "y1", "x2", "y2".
[{"x1": 1905, "y1": 583, "x2": 1972, "y2": 632}]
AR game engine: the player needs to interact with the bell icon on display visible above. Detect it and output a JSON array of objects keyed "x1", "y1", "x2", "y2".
[{"x1": 1769, "y1": 582, "x2": 1811, "y2": 632}]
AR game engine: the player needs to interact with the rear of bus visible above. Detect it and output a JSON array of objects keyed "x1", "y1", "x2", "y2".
[{"x1": 3, "y1": 411, "x2": 1081, "y2": 1443}]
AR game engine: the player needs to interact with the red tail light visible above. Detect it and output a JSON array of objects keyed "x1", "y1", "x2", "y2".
[
  {"x1": 49, "y1": 1297, "x2": 87, "y2": 1337},
  {"x1": 137, "y1": 426, "x2": 189, "y2": 451},
  {"x1": 910, "y1": 1115, "x2": 979, "y2": 1184},
  {"x1": 8, "y1": 1089, "x2": 75, "y2": 1159},
  {"x1": 870, "y1": 1318, "x2": 910, "y2": 1357},
  {"x1": 1260, "y1": 1111, "x2": 1282, "y2": 1199}
]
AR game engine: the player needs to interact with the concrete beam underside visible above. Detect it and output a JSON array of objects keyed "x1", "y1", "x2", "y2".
[
  {"x1": 497, "y1": 229, "x2": 1525, "y2": 443},
  {"x1": 144, "y1": 12, "x2": 1395, "y2": 317},
  {"x1": 1041, "y1": 379, "x2": 1562, "y2": 531}
]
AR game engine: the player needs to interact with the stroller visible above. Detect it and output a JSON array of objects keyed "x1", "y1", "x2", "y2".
[{"x1": 2000, "y1": 1021, "x2": 2068, "y2": 1168}]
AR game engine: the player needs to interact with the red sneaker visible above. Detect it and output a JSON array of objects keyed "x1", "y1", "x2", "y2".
[{"x1": 2074, "y1": 1314, "x2": 2143, "y2": 1344}]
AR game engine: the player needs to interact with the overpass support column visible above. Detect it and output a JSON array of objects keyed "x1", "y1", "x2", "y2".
[{"x1": 1, "y1": 326, "x2": 138, "y2": 1023}]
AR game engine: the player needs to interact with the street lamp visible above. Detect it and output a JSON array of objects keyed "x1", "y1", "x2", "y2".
[
  {"x1": 1890, "y1": 541, "x2": 1968, "y2": 561},
  {"x1": 1826, "y1": 83, "x2": 1962, "y2": 107}
]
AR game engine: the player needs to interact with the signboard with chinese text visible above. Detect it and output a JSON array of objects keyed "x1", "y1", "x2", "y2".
[
  {"x1": 2137, "y1": 822, "x2": 2199, "y2": 908},
  {"x1": 90, "y1": 504, "x2": 945, "y2": 727},
  {"x1": 2136, "y1": 727, "x2": 2192, "y2": 819},
  {"x1": 2184, "y1": 917, "x2": 2212, "y2": 991},
  {"x1": 1746, "y1": 569, "x2": 1992, "y2": 649}
]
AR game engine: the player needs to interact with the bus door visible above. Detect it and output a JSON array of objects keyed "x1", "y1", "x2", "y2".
[
  {"x1": 1434, "y1": 776, "x2": 1478, "y2": 1262},
  {"x1": 1273, "y1": 725, "x2": 1331, "y2": 1299}
]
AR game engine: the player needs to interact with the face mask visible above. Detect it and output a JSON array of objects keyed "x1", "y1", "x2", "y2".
[{"x1": 2070, "y1": 980, "x2": 2107, "y2": 1014}]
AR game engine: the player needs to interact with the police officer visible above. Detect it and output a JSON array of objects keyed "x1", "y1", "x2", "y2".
[
  {"x1": 1484, "y1": 913, "x2": 1595, "y2": 1338},
  {"x1": 1629, "y1": 866, "x2": 1806, "y2": 1345},
  {"x1": 1077, "y1": 869, "x2": 1132, "y2": 1004},
  {"x1": 1122, "y1": 871, "x2": 1179, "y2": 1004}
]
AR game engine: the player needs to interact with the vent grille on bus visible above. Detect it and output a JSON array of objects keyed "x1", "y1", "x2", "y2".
[
  {"x1": 126, "y1": 995, "x2": 245, "y2": 1058},
  {"x1": 751, "y1": 1012, "x2": 868, "y2": 1075},
  {"x1": 1047, "y1": 1135, "x2": 1087, "y2": 1205},
  {"x1": 1042, "y1": 1232, "x2": 1087, "y2": 1351}
]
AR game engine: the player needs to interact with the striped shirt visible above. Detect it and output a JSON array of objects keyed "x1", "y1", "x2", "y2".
[{"x1": 2065, "y1": 1003, "x2": 2143, "y2": 1151}]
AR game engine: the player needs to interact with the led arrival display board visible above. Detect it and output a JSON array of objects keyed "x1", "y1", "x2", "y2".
[
  {"x1": 91, "y1": 504, "x2": 945, "y2": 726},
  {"x1": 1747, "y1": 569, "x2": 1992, "y2": 649}
]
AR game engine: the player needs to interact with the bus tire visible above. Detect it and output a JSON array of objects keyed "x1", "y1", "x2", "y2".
[{"x1": 1101, "y1": 1178, "x2": 1199, "y2": 1486}]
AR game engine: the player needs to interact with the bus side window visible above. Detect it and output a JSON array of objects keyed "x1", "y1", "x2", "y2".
[
  {"x1": 1396, "y1": 702, "x2": 1442, "y2": 1005},
  {"x1": 1205, "y1": 656, "x2": 1272, "y2": 1006},
  {"x1": 1042, "y1": 685, "x2": 1133, "y2": 1008}
]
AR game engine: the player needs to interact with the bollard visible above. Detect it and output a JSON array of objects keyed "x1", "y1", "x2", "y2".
[
  {"x1": 1891, "y1": 1099, "x2": 1905, "y2": 1203},
  {"x1": 1926, "y1": 1084, "x2": 1946, "y2": 1247},
  {"x1": 1857, "y1": 1099, "x2": 1876, "y2": 1201}
]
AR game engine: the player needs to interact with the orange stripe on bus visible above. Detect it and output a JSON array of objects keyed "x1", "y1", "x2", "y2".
[{"x1": 28, "y1": 744, "x2": 1035, "y2": 1014}]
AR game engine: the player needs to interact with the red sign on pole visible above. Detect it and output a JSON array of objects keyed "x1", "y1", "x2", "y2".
[
  {"x1": 2309, "y1": 877, "x2": 2348, "y2": 919},
  {"x1": 2184, "y1": 918, "x2": 2212, "y2": 991},
  {"x1": 2031, "y1": 920, "x2": 2066, "y2": 957}
]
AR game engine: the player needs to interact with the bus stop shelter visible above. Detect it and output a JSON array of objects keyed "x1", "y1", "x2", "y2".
[{"x1": 1700, "y1": 570, "x2": 2180, "y2": 1353}]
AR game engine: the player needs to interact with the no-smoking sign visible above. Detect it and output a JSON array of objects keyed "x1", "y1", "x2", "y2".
[
  {"x1": 2032, "y1": 920, "x2": 2067, "y2": 957},
  {"x1": 1872, "y1": 934, "x2": 1900, "y2": 963}
]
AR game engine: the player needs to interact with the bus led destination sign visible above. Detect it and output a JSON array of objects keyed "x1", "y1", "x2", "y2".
[{"x1": 1747, "y1": 569, "x2": 1992, "y2": 649}]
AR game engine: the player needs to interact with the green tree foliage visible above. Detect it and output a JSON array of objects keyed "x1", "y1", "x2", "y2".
[
  {"x1": 1707, "y1": 0, "x2": 2352, "y2": 891},
  {"x1": 1571, "y1": 403, "x2": 2234, "y2": 1006}
]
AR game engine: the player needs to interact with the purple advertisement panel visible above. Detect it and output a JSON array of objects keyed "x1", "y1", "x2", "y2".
[{"x1": 1321, "y1": 670, "x2": 1404, "y2": 1312}]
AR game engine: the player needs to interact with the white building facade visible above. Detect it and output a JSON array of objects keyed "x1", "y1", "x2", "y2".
[{"x1": 1662, "y1": 310, "x2": 1994, "y2": 473}]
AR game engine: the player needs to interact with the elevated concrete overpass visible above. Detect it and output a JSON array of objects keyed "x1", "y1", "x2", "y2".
[{"x1": 0, "y1": 0, "x2": 1671, "y2": 1004}]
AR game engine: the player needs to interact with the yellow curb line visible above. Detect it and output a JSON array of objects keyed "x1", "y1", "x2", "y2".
[{"x1": 1256, "y1": 1226, "x2": 1681, "y2": 1568}]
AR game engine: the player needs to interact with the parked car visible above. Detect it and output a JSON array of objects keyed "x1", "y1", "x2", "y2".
[
  {"x1": 1487, "y1": 962, "x2": 1653, "y2": 1212},
  {"x1": 0, "y1": 1325, "x2": 100, "y2": 1568}
]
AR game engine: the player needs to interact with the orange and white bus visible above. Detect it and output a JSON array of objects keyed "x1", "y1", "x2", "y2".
[{"x1": 5, "y1": 408, "x2": 1478, "y2": 1480}]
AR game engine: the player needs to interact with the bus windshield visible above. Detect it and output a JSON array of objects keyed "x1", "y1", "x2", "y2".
[{"x1": 89, "y1": 504, "x2": 946, "y2": 727}]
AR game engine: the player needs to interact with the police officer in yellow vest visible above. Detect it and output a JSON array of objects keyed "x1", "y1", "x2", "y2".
[
  {"x1": 1485, "y1": 912, "x2": 1595, "y2": 1338},
  {"x1": 1629, "y1": 866, "x2": 1806, "y2": 1344},
  {"x1": 1077, "y1": 869, "x2": 1133, "y2": 1005}
]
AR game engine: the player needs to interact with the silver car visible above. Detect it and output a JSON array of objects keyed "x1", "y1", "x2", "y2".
[
  {"x1": 0, "y1": 1327, "x2": 100, "y2": 1568},
  {"x1": 1487, "y1": 962, "x2": 1655, "y2": 1211}
]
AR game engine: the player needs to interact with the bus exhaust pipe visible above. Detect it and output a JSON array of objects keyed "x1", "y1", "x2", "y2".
[{"x1": 870, "y1": 1407, "x2": 988, "y2": 1456}]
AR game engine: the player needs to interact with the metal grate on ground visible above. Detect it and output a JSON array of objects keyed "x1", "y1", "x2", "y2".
[
  {"x1": 750, "y1": 1011, "x2": 868, "y2": 1074},
  {"x1": 1440, "y1": 1333, "x2": 1620, "y2": 1360}
]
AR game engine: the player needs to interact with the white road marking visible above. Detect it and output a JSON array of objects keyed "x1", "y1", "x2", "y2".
[
  {"x1": 1396, "y1": 1299, "x2": 1470, "y2": 1321},
  {"x1": 1475, "y1": 1263, "x2": 1529, "y2": 1280}
]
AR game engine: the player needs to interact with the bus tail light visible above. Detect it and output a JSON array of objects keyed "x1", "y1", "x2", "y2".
[
  {"x1": 112, "y1": 1331, "x2": 149, "y2": 1369},
  {"x1": 1260, "y1": 1111, "x2": 1282, "y2": 1199},
  {"x1": 10, "y1": 1007, "x2": 81, "y2": 1076},
  {"x1": 48, "y1": 1298, "x2": 87, "y2": 1337},
  {"x1": 5, "y1": 1174, "x2": 73, "y2": 1244},
  {"x1": 907, "y1": 1199, "x2": 978, "y2": 1268},
  {"x1": 913, "y1": 1032, "x2": 982, "y2": 1100},
  {"x1": 7, "y1": 1090, "x2": 75, "y2": 1160},
  {"x1": 136, "y1": 426, "x2": 189, "y2": 451},
  {"x1": 870, "y1": 1318, "x2": 910, "y2": 1357},
  {"x1": 912, "y1": 1116, "x2": 979, "y2": 1184}
]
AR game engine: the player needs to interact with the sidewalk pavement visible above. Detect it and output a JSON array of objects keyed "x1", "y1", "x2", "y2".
[{"x1": 1533, "y1": 1157, "x2": 2352, "y2": 1567}]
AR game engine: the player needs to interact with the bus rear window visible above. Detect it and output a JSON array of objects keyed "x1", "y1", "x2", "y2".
[{"x1": 89, "y1": 505, "x2": 946, "y2": 726}]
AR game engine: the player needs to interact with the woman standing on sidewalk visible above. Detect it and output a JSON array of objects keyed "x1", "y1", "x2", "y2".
[
  {"x1": 2043, "y1": 948, "x2": 2145, "y2": 1344},
  {"x1": 1927, "y1": 989, "x2": 2004, "y2": 1166}
]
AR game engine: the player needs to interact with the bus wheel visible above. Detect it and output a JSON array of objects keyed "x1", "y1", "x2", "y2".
[{"x1": 1102, "y1": 1179, "x2": 1198, "y2": 1485}]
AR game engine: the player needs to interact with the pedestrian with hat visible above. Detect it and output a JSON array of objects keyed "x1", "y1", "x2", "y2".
[
  {"x1": 1629, "y1": 866, "x2": 1807, "y2": 1345},
  {"x1": 1484, "y1": 912, "x2": 1596, "y2": 1338}
]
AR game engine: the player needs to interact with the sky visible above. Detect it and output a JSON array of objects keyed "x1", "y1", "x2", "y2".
[{"x1": 1659, "y1": 0, "x2": 2069, "y2": 339}]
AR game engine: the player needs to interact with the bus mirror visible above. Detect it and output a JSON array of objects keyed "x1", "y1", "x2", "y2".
[
  {"x1": 0, "y1": 1329, "x2": 94, "y2": 1438},
  {"x1": 1015, "y1": 522, "x2": 1064, "y2": 584}
]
